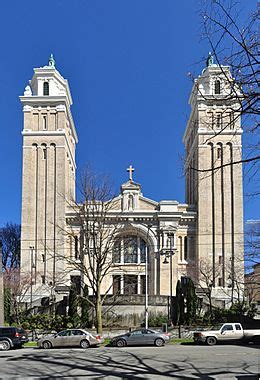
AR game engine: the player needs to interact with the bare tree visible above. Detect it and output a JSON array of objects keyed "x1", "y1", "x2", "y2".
[
  {"x1": 3, "y1": 268, "x2": 31, "y2": 324},
  {"x1": 196, "y1": 259, "x2": 222, "y2": 319},
  {"x1": 57, "y1": 167, "x2": 125, "y2": 333},
  {"x1": 244, "y1": 220, "x2": 260, "y2": 269},
  {"x1": 0, "y1": 223, "x2": 21, "y2": 270},
  {"x1": 191, "y1": 1, "x2": 259, "y2": 174},
  {"x1": 244, "y1": 220, "x2": 260, "y2": 305}
]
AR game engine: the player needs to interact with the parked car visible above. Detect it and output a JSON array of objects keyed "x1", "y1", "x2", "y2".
[
  {"x1": 37, "y1": 329, "x2": 104, "y2": 349},
  {"x1": 0, "y1": 327, "x2": 29, "y2": 351},
  {"x1": 111, "y1": 329, "x2": 170, "y2": 347},
  {"x1": 193, "y1": 323, "x2": 260, "y2": 346}
]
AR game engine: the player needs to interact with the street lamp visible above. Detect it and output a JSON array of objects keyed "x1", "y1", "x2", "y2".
[{"x1": 162, "y1": 233, "x2": 176, "y2": 324}]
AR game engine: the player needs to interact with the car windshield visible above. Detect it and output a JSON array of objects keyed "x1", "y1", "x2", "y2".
[{"x1": 210, "y1": 325, "x2": 223, "y2": 330}]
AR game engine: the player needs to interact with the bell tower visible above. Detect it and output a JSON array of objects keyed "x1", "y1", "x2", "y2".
[
  {"x1": 183, "y1": 54, "x2": 244, "y2": 304},
  {"x1": 20, "y1": 55, "x2": 78, "y2": 302}
]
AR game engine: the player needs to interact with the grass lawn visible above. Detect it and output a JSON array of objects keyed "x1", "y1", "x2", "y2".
[
  {"x1": 169, "y1": 338, "x2": 193, "y2": 344},
  {"x1": 24, "y1": 341, "x2": 37, "y2": 347}
]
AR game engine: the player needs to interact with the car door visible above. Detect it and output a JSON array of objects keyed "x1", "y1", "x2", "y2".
[
  {"x1": 220, "y1": 324, "x2": 236, "y2": 341},
  {"x1": 234, "y1": 324, "x2": 244, "y2": 340},
  {"x1": 141, "y1": 329, "x2": 155, "y2": 345},
  {"x1": 70, "y1": 329, "x2": 86, "y2": 347},
  {"x1": 53, "y1": 330, "x2": 71, "y2": 347},
  {"x1": 127, "y1": 330, "x2": 144, "y2": 346}
]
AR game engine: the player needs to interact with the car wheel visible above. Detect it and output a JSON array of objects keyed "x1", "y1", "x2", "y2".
[
  {"x1": 154, "y1": 338, "x2": 164, "y2": 347},
  {"x1": 206, "y1": 336, "x2": 217, "y2": 346},
  {"x1": 42, "y1": 341, "x2": 52, "y2": 349},
  {"x1": 0, "y1": 340, "x2": 11, "y2": 351},
  {"x1": 80, "y1": 339, "x2": 90, "y2": 349},
  {"x1": 116, "y1": 339, "x2": 126, "y2": 348}
]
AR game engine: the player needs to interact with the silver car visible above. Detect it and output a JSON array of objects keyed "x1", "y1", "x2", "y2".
[
  {"x1": 37, "y1": 329, "x2": 103, "y2": 349},
  {"x1": 111, "y1": 329, "x2": 170, "y2": 347}
]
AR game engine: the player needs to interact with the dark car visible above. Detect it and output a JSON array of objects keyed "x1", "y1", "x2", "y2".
[
  {"x1": 111, "y1": 329, "x2": 170, "y2": 347},
  {"x1": 0, "y1": 327, "x2": 29, "y2": 351}
]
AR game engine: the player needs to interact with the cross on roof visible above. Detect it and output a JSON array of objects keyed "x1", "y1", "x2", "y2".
[{"x1": 127, "y1": 165, "x2": 135, "y2": 181}]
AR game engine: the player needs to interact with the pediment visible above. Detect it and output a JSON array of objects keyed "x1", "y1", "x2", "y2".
[
  {"x1": 138, "y1": 196, "x2": 158, "y2": 211},
  {"x1": 109, "y1": 194, "x2": 158, "y2": 212}
]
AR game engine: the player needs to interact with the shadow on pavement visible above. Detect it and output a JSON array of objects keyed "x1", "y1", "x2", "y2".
[{"x1": 2, "y1": 346, "x2": 258, "y2": 379}]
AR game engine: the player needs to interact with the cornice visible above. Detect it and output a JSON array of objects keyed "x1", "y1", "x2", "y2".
[{"x1": 19, "y1": 96, "x2": 78, "y2": 143}]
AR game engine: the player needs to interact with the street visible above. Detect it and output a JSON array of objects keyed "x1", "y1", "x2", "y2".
[{"x1": 0, "y1": 344, "x2": 259, "y2": 379}]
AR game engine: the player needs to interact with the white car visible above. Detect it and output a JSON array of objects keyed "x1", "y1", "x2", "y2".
[
  {"x1": 194, "y1": 323, "x2": 260, "y2": 345},
  {"x1": 37, "y1": 328, "x2": 104, "y2": 349}
]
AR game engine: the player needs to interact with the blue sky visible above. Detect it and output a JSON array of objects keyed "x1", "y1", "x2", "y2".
[{"x1": 0, "y1": 0, "x2": 258, "y2": 226}]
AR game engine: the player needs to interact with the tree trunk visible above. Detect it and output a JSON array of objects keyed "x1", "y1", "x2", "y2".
[
  {"x1": 96, "y1": 290, "x2": 102, "y2": 334},
  {"x1": 209, "y1": 291, "x2": 213, "y2": 322}
]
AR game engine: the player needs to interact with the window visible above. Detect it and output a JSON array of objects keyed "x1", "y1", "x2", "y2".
[
  {"x1": 208, "y1": 112, "x2": 214, "y2": 128},
  {"x1": 71, "y1": 330, "x2": 84, "y2": 336},
  {"x1": 74, "y1": 236, "x2": 79, "y2": 260},
  {"x1": 43, "y1": 115, "x2": 47, "y2": 130},
  {"x1": 140, "y1": 238, "x2": 146, "y2": 263},
  {"x1": 41, "y1": 275, "x2": 46, "y2": 285},
  {"x1": 179, "y1": 236, "x2": 183, "y2": 261},
  {"x1": 124, "y1": 236, "x2": 138, "y2": 263},
  {"x1": 184, "y1": 236, "x2": 188, "y2": 260},
  {"x1": 71, "y1": 275, "x2": 81, "y2": 294},
  {"x1": 216, "y1": 113, "x2": 222, "y2": 129},
  {"x1": 235, "y1": 324, "x2": 242, "y2": 331},
  {"x1": 218, "y1": 277, "x2": 223, "y2": 287},
  {"x1": 112, "y1": 239, "x2": 120, "y2": 263},
  {"x1": 124, "y1": 275, "x2": 138, "y2": 295},
  {"x1": 131, "y1": 330, "x2": 142, "y2": 335},
  {"x1": 219, "y1": 256, "x2": 222, "y2": 265},
  {"x1": 222, "y1": 324, "x2": 233, "y2": 332},
  {"x1": 140, "y1": 275, "x2": 146, "y2": 295},
  {"x1": 214, "y1": 80, "x2": 221, "y2": 94},
  {"x1": 113, "y1": 275, "x2": 121, "y2": 295},
  {"x1": 57, "y1": 330, "x2": 70, "y2": 337},
  {"x1": 217, "y1": 147, "x2": 222, "y2": 160},
  {"x1": 112, "y1": 235, "x2": 148, "y2": 264},
  {"x1": 43, "y1": 81, "x2": 49, "y2": 96},
  {"x1": 229, "y1": 112, "x2": 234, "y2": 129},
  {"x1": 42, "y1": 147, "x2": 47, "y2": 160}
]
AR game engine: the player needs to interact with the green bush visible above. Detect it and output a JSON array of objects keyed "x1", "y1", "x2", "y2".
[
  {"x1": 20, "y1": 313, "x2": 72, "y2": 331},
  {"x1": 148, "y1": 313, "x2": 168, "y2": 327}
]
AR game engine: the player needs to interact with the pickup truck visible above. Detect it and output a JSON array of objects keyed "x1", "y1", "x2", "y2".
[{"x1": 193, "y1": 323, "x2": 260, "y2": 346}]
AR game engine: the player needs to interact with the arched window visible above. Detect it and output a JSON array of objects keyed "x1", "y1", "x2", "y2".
[
  {"x1": 217, "y1": 143, "x2": 223, "y2": 160},
  {"x1": 41, "y1": 143, "x2": 47, "y2": 160},
  {"x1": 214, "y1": 80, "x2": 221, "y2": 94},
  {"x1": 178, "y1": 236, "x2": 183, "y2": 261},
  {"x1": 112, "y1": 235, "x2": 148, "y2": 264},
  {"x1": 43, "y1": 81, "x2": 49, "y2": 96},
  {"x1": 184, "y1": 236, "x2": 188, "y2": 261}
]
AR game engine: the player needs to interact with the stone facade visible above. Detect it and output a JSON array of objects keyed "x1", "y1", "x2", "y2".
[
  {"x1": 20, "y1": 61, "x2": 77, "y2": 303},
  {"x1": 183, "y1": 62, "x2": 244, "y2": 305},
  {"x1": 20, "y1": 57, "x2": 244, "y2": 311}
]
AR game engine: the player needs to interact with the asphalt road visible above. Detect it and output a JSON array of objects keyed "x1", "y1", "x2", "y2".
[{"x1": 0, "y1": 344, "x2": 259, "y2": 379}]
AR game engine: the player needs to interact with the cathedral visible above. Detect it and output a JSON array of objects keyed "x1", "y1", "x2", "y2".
[{"x1": 20, "y1": 54, "x2": 244, "y2": 318}]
